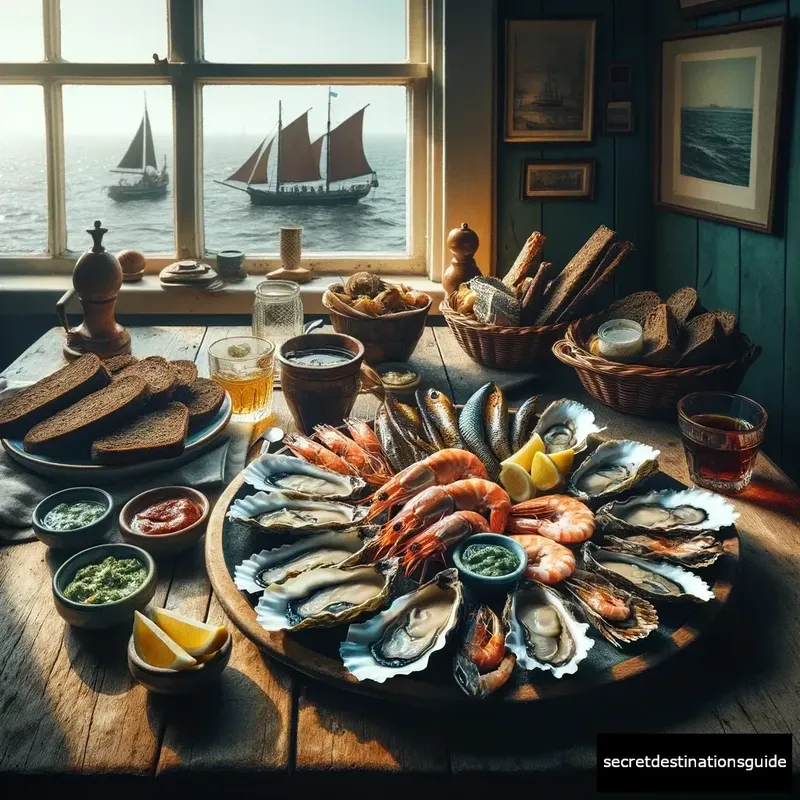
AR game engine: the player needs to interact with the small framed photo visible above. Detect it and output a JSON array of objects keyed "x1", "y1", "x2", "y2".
[
  {"x1": 678, "y1": 0, "x2": 765, "y2": 19},
  {"x1": 608, "y1": 63, "x2": 632, "y2": 88},
  {"x1": 522, "y1": 160, "x2": 596, "y2": 201},
  {"x1": 605, "y1": 100, "x2": 634, "y2": 134}
]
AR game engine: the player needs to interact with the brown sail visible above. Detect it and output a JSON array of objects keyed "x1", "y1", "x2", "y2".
[
  {"x1": 278, "y1": 112, "x2": 321, "y2": 184},
  {"x1": 144, "y1": 106, "x2": 157, "y2": 169},
  {"x1": 117, "y1": 119, "x2": 146, "y2": 170},
  {"x1": 248, "y1": 139, "x2": 273, "y2": 184},
  {"x1": 310, "y1": 135, "x2": 324, "y2": 173},
  {"x1": 327, "y1": 107, "x2": 373, "y2": 183},
  {"x1": 226, "y1": 137, "x2": 268, "y2": 183}
]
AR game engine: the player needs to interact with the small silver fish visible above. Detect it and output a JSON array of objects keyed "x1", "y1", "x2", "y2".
[
  {"x1": 511, "y1": 395, "x2": 540, "y2": 453},
  {"x1": 458, "y1": 383, "x2": 501, "y2": 481},
  {"x1": 375, "y1": 403, "x2": 413, "y2": 473},
  {"x1": 421, "y1": 388, "x2": 465, "y2": 450},
  {"x1": 384, "y1": 395, "x2": 432, "y2": 465},
  {"x1": 483, "y1": 383, "x2": 512, "y2": 461},
  {"x1": 415, "y1": 389, "x2": 446, "y2": 450}
]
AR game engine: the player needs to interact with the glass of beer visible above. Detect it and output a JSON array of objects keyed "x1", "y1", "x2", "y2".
[
  {"x1": 678, "y1": 392, "x2": 767, "y2": 494},
  {"x1": 208, "y1": 336, "x2": 275, "y2": 423}
]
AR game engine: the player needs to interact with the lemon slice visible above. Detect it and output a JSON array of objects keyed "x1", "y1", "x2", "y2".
[
  {"x1": 133, "y1": 611, "x2": 197, "y2": 670},
  {"x1": 500, "y1": 462, "x2": 536, "y2": 504},
  {"x1": 502, "y1": 432, "x2": 545, "y2": 472},
  {"x1": 530, "y1": 451, "x2": 563, "y2": 493},
  {"x1": 548, "y1": 448, "x2": 574, "y2": 476},
  {"x1": 149, "y1": 607, "x2": 229, "y2": 658}
]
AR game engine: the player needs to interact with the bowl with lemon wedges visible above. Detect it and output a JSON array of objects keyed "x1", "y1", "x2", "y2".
[
  {"x1": 498, "y1": 433, "x2": 576, "y2": 504},
  {"x1": 127, "y1": 607, "x2": 232, "y2": 694}
]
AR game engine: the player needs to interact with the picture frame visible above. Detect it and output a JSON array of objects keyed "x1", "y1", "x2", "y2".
[
  {"x1": 655, "y1": 19, "x2": 786, "y2": 233},
  {"x1": 522, "y1": 160, "x2": 596, "y2": 201},
  {"x1": 677, "y1": 0, "x2": 766, "y2": 19},
  {"x1": 505, "y1": 19, "x2": 596, "y2": 143},
  {"x1": 608, "y1": 63, "x2": 632, "y2": 89},
  {"x1": 605, "y1": 100, "x2": 634, "y2": 134}
]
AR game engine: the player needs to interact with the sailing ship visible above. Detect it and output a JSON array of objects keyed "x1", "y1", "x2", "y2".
[
  {"x1": 108, "y1": 98, "x2": 169, "y2": 202},
  {"x1": 218, "y1": 92, "x2": 378, "y2": 206},
  {"x1": 532, "y1": 69, "x2": 562, "y2": 108}
]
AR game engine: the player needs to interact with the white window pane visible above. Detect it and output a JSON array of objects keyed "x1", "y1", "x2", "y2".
[
  {"x1": 0, "y1": 0, "x2": 42, "y2": 62},
  {"x1": 203, "y1": 0, "x2": 406, "y2": 63},
  {"x1": 0, "y1": 87, "x2": 47, "y2": 254},
  {"x1": 61, "y1": 0, "x2": 167, "y2": 62},
  {"x1": 203, "y1": 85, "x2": 407, "y2": 255},
  {"x1": 63, "y1": 86, "x2": 174, "y2": 254}
]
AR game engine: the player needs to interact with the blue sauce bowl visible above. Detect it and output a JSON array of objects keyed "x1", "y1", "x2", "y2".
[
  {"x1": 32, "y1": 487, "x2": 114, "y2": 551},
  {"x1": 452, "y1": 533, "x2": 528, "y2": 594}
]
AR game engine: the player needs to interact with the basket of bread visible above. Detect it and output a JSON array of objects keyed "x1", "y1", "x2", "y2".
[
  {"x1": 552, "y1": 287, "x2": 761, "y2": 417},
  {"x1": 441, "y1": 225, "x2": 633, "y2": 369}
]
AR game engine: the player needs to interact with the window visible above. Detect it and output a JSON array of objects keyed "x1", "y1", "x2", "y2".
[{"x1": 0, "y1": 0, "x2": 433, "y2": 275}]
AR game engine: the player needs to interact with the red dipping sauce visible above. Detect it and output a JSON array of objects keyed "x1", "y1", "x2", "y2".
[{"x1": 132, "y1": 497, "x2": 202, "y2": 535}]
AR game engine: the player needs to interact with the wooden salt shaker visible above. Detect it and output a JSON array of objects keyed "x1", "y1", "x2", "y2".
[
  {"x1": 443, "y1": 222, "x2": 482, "y2": 294},
  {"x1": 267, "y1": 226, "x2": 312, "y2": 284}
]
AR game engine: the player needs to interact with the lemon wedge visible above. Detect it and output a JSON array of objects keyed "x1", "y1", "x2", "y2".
[
  {"x1": 149, "y1": 607, "x2": 229, "y2": 658},
  {"x1": 502, "y1": 432, "x2": 545, "y2": 472},
  {"x1": 133, "y1": 611, "x2": 197, "y2": 670},
  {"x1": 548, "y1": 448, "x2": 575, "y2": 476},
  {"x1": 500, "y1": 462, "x2": 536, "y2": 503},
  {"x1": 530, "y1": 451, "x2": 563, "y2": 493}
]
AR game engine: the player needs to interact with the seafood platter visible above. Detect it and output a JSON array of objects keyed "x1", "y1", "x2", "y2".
[{"x1": 205, "y1": 384, "x2": 740, "y2": 704}]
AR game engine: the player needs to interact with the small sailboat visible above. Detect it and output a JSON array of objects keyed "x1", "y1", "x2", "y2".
[
  {"x1": 218, "y1": 90, "x2": 378, "y2": 206},
  {"x1": 108, "y1": 97, "x2": 169, "y2": 202}
]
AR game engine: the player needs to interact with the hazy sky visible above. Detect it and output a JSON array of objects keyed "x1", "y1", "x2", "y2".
[
  {"x1": 0, "y1": 0, "x2": 408, "y2": 137},
  {"x1": 682, "y1": 56, "x2": 757, "y2": 110}
]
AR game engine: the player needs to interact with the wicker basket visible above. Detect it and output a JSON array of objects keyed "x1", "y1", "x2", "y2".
[
  {"x1": 552, "y1": 318, "x2": 762, "y2": 418},
  {"x1": 440, "y1": 297, "x2": 569, "y2": 370}
]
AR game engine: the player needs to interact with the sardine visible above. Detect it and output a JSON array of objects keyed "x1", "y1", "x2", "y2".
[
  {"x1": 415, "y1": 390, "x2": 446, "y2": 450},
  {"x1": 483, "y1": 383, "x2": 512, "y2": 461},
  {"x1": 458, "y1": 383, "x2": 502, "y2": 481},
  {"x1": 375, "y1": 403, "x2": 414, "y2": 473},
  {"x1": 421, "y1": 388, "x2": 465, "y2": 449},
  {"x1": 511, "y1": 395, "x2": 540, "y2": 453},
  {"x1": 395, "y1": 400, "x2": 422, "y2": 432},
  {"x1": 384, "y1": 394, "x2": 433, "y2": 464}
]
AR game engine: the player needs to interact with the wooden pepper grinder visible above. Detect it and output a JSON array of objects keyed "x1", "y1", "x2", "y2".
[
  {"x1": 57, "y1": 220, "x2": 131, "y2": 361},
  {"x1": 443, "y1": 222, "x2": 482, "y2": 294}
]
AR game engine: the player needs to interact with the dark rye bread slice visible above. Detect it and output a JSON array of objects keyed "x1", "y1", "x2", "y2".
[
  {"x1": 0, "y1": 354, "x2": 111, "y2": 439},
  {"x1": 680, "y1": 313, "x2": 727, "y2": 366},
  {"x1": 103, "y1": 354, "x2": 138, "y2": 374},
  {"x1": 642, "y1": 304, "x2": 681, "y2": 367},
  {"x1": 171, "y1": 359, "x2": 199, "y2": 401},
  {"x1": 116, "y1": 356, "x2": 177, "y2": 405},
  {"x1": 596, "y1": 290, "x2": 661, "y2": 328},
  {"x1": 23, "y1": 375, "x2": 150, "y2": 456},
  {"x1": 666, "y1": 286, "x2": 703, "y2": 327},
  {"x1": 503, "y1": 231, "x2": 546, "y2": 289},
  {"x1": 185, "y1": 378, "x2": 226, "y2": 430},
  {"x1": 712, "y1": 309, "x2": 737, "y2": 336},
  {"x1": 91, "y1": 402, "x2": 189, "y2": 465}
]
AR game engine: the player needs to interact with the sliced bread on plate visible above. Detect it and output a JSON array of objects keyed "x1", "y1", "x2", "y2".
[
  {"x1": 116, "y1": 356, "x2": 177, "y2": 405},
  {"x1": 184, "y1": 378, "x2": 226, "y2": 430},
  {"x1": 171, "y1": 360, "x2": 199, "y2": 401}
]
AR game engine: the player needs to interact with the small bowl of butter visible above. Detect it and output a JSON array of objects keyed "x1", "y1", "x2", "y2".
[{"x1": 596, "y1": 319, "x2": 644, "y2": 363}]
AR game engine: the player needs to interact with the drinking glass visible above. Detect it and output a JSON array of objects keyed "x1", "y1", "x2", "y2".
[
  {"x1": 678, "y1": 392, "x2": 767, "y2": 494},
  {"x1": 208, "y1": 335, "x2": 275, "y2": 423},
  {"x1": 252, "y1": 280, "x2": 304, "y2": 383}
]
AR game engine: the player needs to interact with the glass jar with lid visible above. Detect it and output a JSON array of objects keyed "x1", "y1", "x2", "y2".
[{"x1": 252, "y1": 280, "x2": 304, "y2": 382}]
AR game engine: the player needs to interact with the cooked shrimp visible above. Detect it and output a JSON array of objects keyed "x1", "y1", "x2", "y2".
[
  {"x1": 314, "y1": 424, "x2": 391, "y2": 486},
  {"x1": 506, "y1": 495, "x2": 595, "y2": 544},
  {"x1": 454, "y1": 651, "x2": 516, "y2": 699},
  {"x1": 445, "y1": 478, "x2": 511, "y2": 533},
  {"x1": 509, "y1": 534, "x2": 576, "y2": 585},
  {"x1": 344, "y1": 418, "x2": 392, "y2": 472},
  {"x1": 459, "y1": 605, "x2": 507, "y2": 672},
  {"x1": 283, "y1": 434, "x2": 354, "y2": 477},
  {"x1": 570, "y1": 577, "x2": 631, "y2": 622}
]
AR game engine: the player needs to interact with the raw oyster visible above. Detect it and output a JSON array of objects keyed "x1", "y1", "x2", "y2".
[
  {"x1": 504, "y1": 581, "x2": 594, "y2": 678},
  {"x1": 255, "y1": 561, "x2": 397, "y2": 631},
  {"x1": 596, "y1": 488, "x2": 738, "y2": 535},
  {"x1": 533, "y1": 399, "x2": 605, "y2": 454},
  {"x1": 235, "y1": 529, "x2": 374, "y2": 593},
  {"x1": 227, "y1": 491, "x2": 368, "y2": 533},
  {"x1": 568, "y1": 440, "x2": 660, "y2": 501},
  {"x1": 340, "y1": 568, "x2": 463, "y2": 683},
  {"x1": 602, "y1": 533, "x2": 724, "y2": 569},
  {"x1": 564, "y1": 569, "x2": 658, "y2": 647},
  {"x1": 241, "y1": 453, "x2": 366, "y2": 500},
  {"x1": 581, "y1": 543, "x2": 714, "y2": 603}
]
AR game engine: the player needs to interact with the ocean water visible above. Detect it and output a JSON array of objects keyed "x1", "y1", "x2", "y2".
[
  {"x1": 0, "y1": 134, "x2": 406, "y2": 255},
  {"x1": 680, "y1": 107, "x2": 753, "y2": 188}
]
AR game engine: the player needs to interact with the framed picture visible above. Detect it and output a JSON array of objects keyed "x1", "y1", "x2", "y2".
[
  {"x1": 522, "y1": 160, "x2": 596, "y2": 201},
  {"x1": 505, "y1": 19, "x2": 596, "y2": 143},
  {"x1": 678, "y1": 0, "x2": 766, "y2": 18},
  {"x1": 608, "y1": 63, "x2": 632, "y2": 89},
  {"x1": 606, "y1": 100, "x2": 634, "y2": 134},
  {"x1": 656, "y1": 19, "x2": 786, "y2": 233}
]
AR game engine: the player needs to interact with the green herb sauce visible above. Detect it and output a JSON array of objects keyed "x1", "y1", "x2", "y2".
[
  {"x1": 43, "y1": 501, "x2": 106, "y2": 531},
  {"x1": 63, "y1": 556, "x2": 147, "y2": 604},
  {"x1": 462, "y1": 543, "x2": 519, "y2": 578}
]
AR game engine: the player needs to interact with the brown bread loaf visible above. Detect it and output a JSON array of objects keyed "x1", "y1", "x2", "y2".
[
  {"x1": 503, "y1": 232, "x2": 546, "y2": 289},
  {"x1": 184, "y1": 378, "x2": 226, "y2": 430},
  {"x1": 116, "y1": 356, "x2": 177, "y2": 405},
  {"x1": 666, "y1": 286, "x2": 703, "y2": 327},
  {"x1": 680, "y1": 313, "x2": 726, "y2": 366},
  {"x1": 641, "y1": 304, "x2": 681, "y2": 366}
]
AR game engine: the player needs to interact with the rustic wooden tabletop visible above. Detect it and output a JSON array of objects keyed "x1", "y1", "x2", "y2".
[{"x1": 2, "y1": 324, "x2": 799, "y2": 794}]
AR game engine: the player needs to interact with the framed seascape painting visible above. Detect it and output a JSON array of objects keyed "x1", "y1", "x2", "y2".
[
  {"x1": 522, "y1": 160, "x2": 595, "y2": 201},
  {"x1": 656, "y1": 20, "x2": 786, "y2": 233},
  {"x1": 505, "y1": 20, "x2": 596, "y2": 143},
  {"x1": 678, "y1": 0, "x2": 767, "y2": 19}
]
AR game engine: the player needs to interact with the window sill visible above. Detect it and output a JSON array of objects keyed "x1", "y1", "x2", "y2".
[{"x1": 0, "y1": 274, "x2": 446, "y2": 316}]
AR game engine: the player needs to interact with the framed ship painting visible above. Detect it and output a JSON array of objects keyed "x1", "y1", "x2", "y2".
[
  {"x1": 505, "y1": 20, "x2": 596, "y2": 143},
  {"x1": 656, "y1": 20, "x2": 786, "y2": 233},
  {"x1": 522, "y1": 160, "x2": 595, "y2": 201}
]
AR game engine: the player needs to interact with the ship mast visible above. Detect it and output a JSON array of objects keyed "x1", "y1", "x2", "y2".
[
  {"x1": 142, "y1": 93, "x2": 147, "y2": 176},
  {"x1": 325, "y1": 87, "x2": 332, "y2": 192},
  {"x1": 276, "y1": 101, "x2": 282, "y2": 193}
]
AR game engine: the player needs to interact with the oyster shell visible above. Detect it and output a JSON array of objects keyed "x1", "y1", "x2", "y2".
[
  {"x1": 581, "y1": 543, "x2": 714, "y2": 603},
  {"x1": 227, "y1": 491, "x2": 368, "y2": 533},
  {"x1": 241, "y1": 453, "x2": 366, "y2": 500},
  {"x1": 504, "y1": 581, "x2": 594, "y2": 678},
  {"x1": 564, "y1": 569, "x2": 658, "y2": 647},
  {"x1": 255, "y1": 561, "x2": 397, "y2": 631},
  {"x1": 568, "y1": 440, "x2": 660, "y2": 501},
  {"x1": 533, "y1": 399, "x2": 605, "y2": 454},
  {"x1": 340, "y1": 568, "x2": 463, "y2": 683},
  {"x1": 603, "y1": 533, "x2": 724, "y2": 569},
  {"x1": 596, "y1": 488, "x2": 738, "y2": 535}
]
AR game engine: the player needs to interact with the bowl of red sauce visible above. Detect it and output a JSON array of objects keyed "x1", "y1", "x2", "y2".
[{"x1": 119, "y1": 486, "x2": 209, "y2": 556}]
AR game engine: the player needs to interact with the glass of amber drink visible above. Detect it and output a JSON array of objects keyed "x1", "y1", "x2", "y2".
[
  {"x1": 208, "y1": 336, "x2": 275, "y2": 423},
  {"x1": 678, "y1": 392, "x2": 767, "y2": 494}
]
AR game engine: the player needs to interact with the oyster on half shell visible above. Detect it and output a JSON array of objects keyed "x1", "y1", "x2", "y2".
[
  {"x1": 241, "y1": 453, "x2": 366, "y2": 500},
  {"x1": 568, "y1": 440, "x2": 660, "y2": 501},
  {"x1": 533, "y1": 399, "x2": 605, "y2": 454}
]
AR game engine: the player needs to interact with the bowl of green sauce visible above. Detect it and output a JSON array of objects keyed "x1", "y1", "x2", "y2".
[
  {"x1": 52, "y1": 543, "x2": 157, "y2": 629},
  {"x1": 33, "y1": 487, "x2": 114, "y2": 551},
  {"x1": 452, "y1": 533, "x2": 528, "y2": 593}
]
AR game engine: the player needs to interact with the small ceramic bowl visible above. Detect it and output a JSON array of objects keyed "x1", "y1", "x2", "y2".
[
  {"x1": 32, "y1": 487, "x2": 114, "y2": 551},
  {"x1": 52, "y1": 543, "x2": 157, "y2": 629},
  {"x1": 127, "y1": 631, "x2": 233, "y2": 694},
  {"x1": 452, "y1": 533, "x2": 528, "y2": 593},
  {"x1": 374, "y1": 362, "x2": 421, "y2": 395},
  {"x1": 119, "y1": 486, "x2": 210, "y2": 557}
]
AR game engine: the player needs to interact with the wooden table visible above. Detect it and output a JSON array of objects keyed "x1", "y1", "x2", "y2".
[{"x1": 2, "y1": 324, "x2": 800, "y2": 793}]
